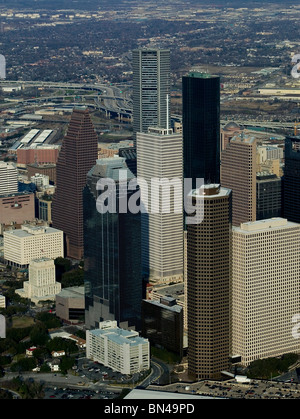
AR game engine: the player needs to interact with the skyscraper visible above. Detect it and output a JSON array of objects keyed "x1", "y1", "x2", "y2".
[
  {"x1": 256, "y1": 172, "x2": 281, "y2": 220},
  {"x1": 137, "y1": 126, "x2": 184, "y2": 285},
  {"x1": 0, "y1": 161, "x2": 18, "y2": 195},
  {"x1": 186, "y1": 184, "x2": 232, "y2": 380},
  {"x1": 283, "y1": 135, "x2": 300, "y2": 223},
  {"x1": 132, "y1": 48, "x2": 171, "y2": 138},
  {"x1": 83, "y1": 157, "x2": 142, "y2": 331},
  {"x1": 220, "y1": 133, "x2": 257, "y2": 227},
  {"x1": 231, "y1": 218, "x2": 300, "y2": 366},
  {"x1": 182, "y1": 71, "x2": 220, "y2": 190},
  {"x1": 52, "y1": 108, "x2": 98, "y2": 260}
]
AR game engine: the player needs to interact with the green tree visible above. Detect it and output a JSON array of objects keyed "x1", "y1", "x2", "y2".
[
  {"x1": 60, "y1": 356, "x2": 75, "y2": 374},
  {"x1": 40, "y1": 363, "x2": 51, "y2": 373},
  {"x1": 61, "y1": 268, "x2": 84, "y2": 288},
  {"x1": 10, "y1": 357, "x2": 37, "y2": 373}
]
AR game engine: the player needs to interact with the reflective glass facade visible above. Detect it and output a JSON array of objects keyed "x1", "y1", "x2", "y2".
[
  {"x1": 283, "y1": 136, "x2": 300, "y2": 223},
  {"x1": 183, "y1": 72, "x2": 220, "y2": 190},
  {"x1": 83, "y1": 159, "x2": 143, "y2": 331}
]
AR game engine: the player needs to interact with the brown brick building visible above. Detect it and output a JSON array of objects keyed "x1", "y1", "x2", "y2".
[
  {"x1": 220, "y1": 133, "x2": 257, "y2": 226},
  {"x1": 187, "y1": 184, "x2": 232, "y2": 380},
  {"x1": 0, "y1": 192, "x2": 35, "y2": 225}
]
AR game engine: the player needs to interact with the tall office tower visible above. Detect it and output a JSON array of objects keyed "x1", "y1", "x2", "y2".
[
  {"x1": 137, "y1": 126, "x2": 184, "y2": 285},
  {"x1": 256, "y1": 172, "x2": 282, "y2": 220},
  {"x1": 52, "y1": 108, "x2": 98, "y2": 260},
  {"x1": 187, "y1": 184, "x2": 232, "y2": 380},
  {"x1": 83, "y1": 157, "x2": 142, "y2": 331},
  {"x1": 0, "y1": 161, "x2": 18, "y2": 195},
  {"x1": 283, "y1": 135, "x2": 300, "y2": 223},
  {"x1": 220, "y1": 133, "x2": 257, "y2": 227},
  {"x1": 132, "y1": 48, "x2": 171, "y2": 138},
  {"x1": 231, "y1": 218, "x2": 300, "y2": 366},
  {"x1": 182, "y1": 71, "x2": 220, "y2": 190}
]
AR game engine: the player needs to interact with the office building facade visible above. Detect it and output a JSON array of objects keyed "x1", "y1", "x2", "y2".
[
  {"x1": 132, "y1": 48, "x2": 171, "y2": 137},
  {"x1": 141, "y1": 297, "x2": 183, "y2": 359},
  {"x1": 283, "y1": 135, "x2": 300, "y2": 223},
  {"x1": 231, "y1": 218, "x2": 300, "y2": 366},
  {"x1": 0, "y1": 161, "x2": 18, "y2": 195},
  {"x1": 221, "y1": 133, "x2": 257, "y2": 226},
  {"x1": 4, "y1": 224, "x2": 64, "y2": 267},
  {"x1": 187, "y1": 184, "x2": 232, "y2": 380},
  {"x1": 52, "y1": 108, "x2": 98, "y2": 260},
  {"x1": 137, "y1": 127, "x2": 184, "y2": 285},
  {"x1": 182, "y1": 71, "x2": 220, "y2": 190},
  {"x1": 0, "y1": 192, "x2": 35, "y2": 225},
  {"x1": 83, "y1": 157, "x2": 142, "y2": 331},
  {"x1": 256, "y1": 172, "x2": 281, "y2": 220}
]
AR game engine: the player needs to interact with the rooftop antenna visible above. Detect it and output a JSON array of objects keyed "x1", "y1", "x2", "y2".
[{"x1": 166, "y1": 94, "x2": 169, "y2": 132}]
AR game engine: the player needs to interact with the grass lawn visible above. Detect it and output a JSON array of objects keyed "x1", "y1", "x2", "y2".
[{"x1": 11, "y1": 316, "x2": 35, "y2": 328}]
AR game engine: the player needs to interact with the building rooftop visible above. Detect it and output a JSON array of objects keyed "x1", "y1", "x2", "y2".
[
  {"x1": 56, "y1": 286, "x2": 85, "y2": 299},
  {"x1": 231, "y1": 132, "x2": 256, "y2": 144},
  {"x1": 233, "y1": 218, "x2": 300, "y2": 234},
  {"x1": 4, "y1": 224, "x2": 62, "y2": 238},
  {"x1": 89, "y1": 327, "x2": 148, "y2": 347},
  {"x1": 143, "y1": 298, "x2": 182, "y2": 314},
  {"x1": 187, "y1": 70, "x2": 219, "y2": 79},
  {"x1": 190, "y1": 184, "x2": 232, "y2": 199}
]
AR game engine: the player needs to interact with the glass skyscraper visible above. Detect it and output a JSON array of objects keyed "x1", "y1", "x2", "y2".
[
  {"x1": 83, "y1": 157, "x2": 142, "y2": 331},
  {"x1": 182, "y1": 72, "x2": 220, "y2": 190},
  {"x1": 283, "y1": 135, "x2": 300, "y2": 223}
]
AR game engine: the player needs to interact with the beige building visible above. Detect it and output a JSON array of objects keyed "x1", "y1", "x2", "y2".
[
  {"x1": 137, "y1": 126, "x2": 184, "y2": 285},
  {"x1": 4, "y1": 224, "x2": 64, "y2": 267},
  {"x1": 55, "y1": 286, "x2": 85, "y2": 323},
  {"x1": 86, "y1": 321, "x2": 150, "y2": 375},
  {"x1": 16, "y1": 258, "x2": 61, "y2": 304},
  {"x1": 231, "y1": 218, "x2": 300, "y2": 366},
  {"x1": 221, "y1": 133, "x2": 257, "y2": 227},
  {"x1": 186, "y1": 184, "x2": 232, "y2": 380},
  {"x1": 0, "y1": 295, "x2": 5, "y2": 308}
]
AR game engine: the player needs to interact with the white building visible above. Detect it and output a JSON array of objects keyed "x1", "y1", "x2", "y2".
[
  {"x1": 0, "y1": 161, "x2": 18, "y2": 195},
  {"x1": 16, "y1": 258, "x2": 61, "y2": 304},
  {"x1": 257, "y1": 145, "x2": 284, "y2": 163},
  {"x1": 4, "y1": 224, "x2": 64, "y2": 267},
  {"x1": 231, "y1": 218, "x2": 300, "y2": 366},
  {"x1": 30, "y1": 173, "x2": 50, "y2": 189},
  {"x1": 86, "y1": 321, "x2": 150, "y2": 375},
  {"x1": 137, "y1": 126, "x2": 184, "y2": 285}
]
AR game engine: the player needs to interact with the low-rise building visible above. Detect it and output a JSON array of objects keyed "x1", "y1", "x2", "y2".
[
  {"x1": 86, "y1": 321, "x2": 150, "y2": 375},
  {"x1": 55, "y1": 286, "x2": 85, "y2": 323}
]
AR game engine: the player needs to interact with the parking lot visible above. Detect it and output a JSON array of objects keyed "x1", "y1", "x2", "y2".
[
  {"x1": 75, "y1": 357, "x2": 146, "y2": 386},
  {"x1": 44, "y1": 387, "x2": 117, "y2": 400},
  {"x1": 156, "y1": 378, "x2": 300, "y2": 399}
]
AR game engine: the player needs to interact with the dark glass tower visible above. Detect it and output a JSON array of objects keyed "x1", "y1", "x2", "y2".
[
  {"x1": 52, "y1": 108, "x2": 98, "y2": 260},
  {"x1": 283, "y1": 135, "x2": 300, "y2": 223},
  {"x1": 256, "y1": 172, "x2": 282, "y2": 220},
  {"x1": 83, "y1": 157, "x2": 142, "y2": 331},
  {"x1": 183, "y1": 72, "x2": 220, "y2": 190}
]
